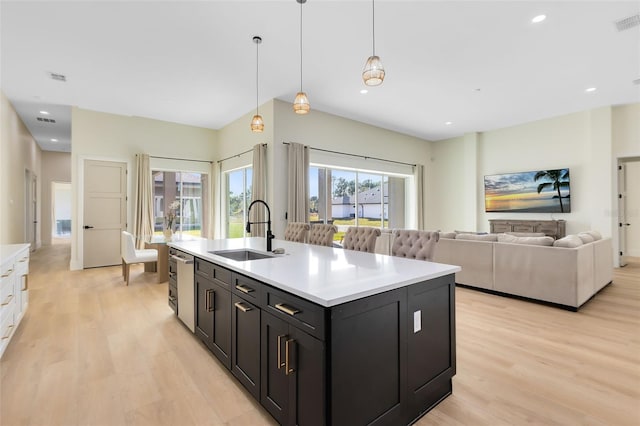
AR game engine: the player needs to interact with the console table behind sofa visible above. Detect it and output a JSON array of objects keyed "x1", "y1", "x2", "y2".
[{"x1": 489, "y1": 219, "x2": 566, "y2": 239}]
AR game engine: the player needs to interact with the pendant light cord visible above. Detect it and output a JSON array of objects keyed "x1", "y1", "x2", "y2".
[
  {"x1": 256, "y1": 39, "x2": 259, "y2": 114},
  {"x1": 300, "y1": 0, "x2": 303, "y2": 92},
  {"x1": 372, "y1": 0, "x2": 376, "y2": 55}
]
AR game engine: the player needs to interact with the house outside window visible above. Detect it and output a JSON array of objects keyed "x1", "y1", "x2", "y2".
[{"x1": 310, "y1": 165, "x2": 408, "y2": 242}]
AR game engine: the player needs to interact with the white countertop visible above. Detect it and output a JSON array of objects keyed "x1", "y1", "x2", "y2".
[
  {"x1": 1, "y1": 244, "x2": 31, "y2": 263},
  {"x1": 168, "y1": 238, "x2": 460, "y2": 307}
]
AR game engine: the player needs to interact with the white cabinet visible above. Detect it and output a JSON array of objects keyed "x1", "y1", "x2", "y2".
[{"x1": 0, "y1": 244, "x2": 30, "y2": 358}]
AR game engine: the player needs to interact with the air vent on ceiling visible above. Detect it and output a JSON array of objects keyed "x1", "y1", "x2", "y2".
[
  {"x1": 615, "y1": 14, "x2": 640, "y2": 31},
  {"x1": 36, "y1": 117, "x2": 57, "y2": 123},
  {"x1": 48, "y1": 72, "x2": 67, "y2": 82},
  {"x1": 634, "y1": 78, "x2": 640, "y2": 86}
]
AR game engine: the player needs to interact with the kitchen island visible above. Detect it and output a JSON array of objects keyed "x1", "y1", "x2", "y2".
[{"x1": 169, "y1": 237, "x2": 460, "y2": 426}]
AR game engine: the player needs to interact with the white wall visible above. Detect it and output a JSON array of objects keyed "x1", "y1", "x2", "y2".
[
  {"x1": 429, "y1": 107, "x2": 619, "y2": 236},
  {"x1": 216, "y1": 99, "x2": 431, "y2": 239},
  {"x1": 70, "y1": 107, "x2": 217, "y2": 269},
  {"x1": 0, "y1": 91, "x2": 42, "y2": 246}
]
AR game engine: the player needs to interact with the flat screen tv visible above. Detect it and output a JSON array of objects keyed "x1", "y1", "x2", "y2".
[{"x1": 484, "y1": 168, "x2": 571, "y2": 213}]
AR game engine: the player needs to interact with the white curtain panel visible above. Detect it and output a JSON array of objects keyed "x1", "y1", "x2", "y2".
[
  {"x1": 414, "y1": 164, "x2": 424, "y2": 230},
  {"x1": 250, "y1": 143, "x2": 268, "y2": 237},
  {"x1": 133, "y1": 153, "x2": 154, "y2": 249},
  {"x1": 287, "y1": 142, "x2": 309, "y2": 223}
]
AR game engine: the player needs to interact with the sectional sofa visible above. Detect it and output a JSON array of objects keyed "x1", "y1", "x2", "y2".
[{"x1": 432, "y1": 231, "x2": 613, "y2": 310}]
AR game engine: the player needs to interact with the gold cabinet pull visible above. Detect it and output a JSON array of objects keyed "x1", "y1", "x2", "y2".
[
  {"x1": 206, "y1": 289, "x2": 215, "y2": 312},
  {"x1": 1, "y1": 294, "x2": 13, "y2": 306},
  {"x1": 235, "y1": 284, "x2": 254, "y2": 294},
  {"x1": 277, "y1": 334, "x2": 287, "y2": 369},
  {"x1": 1, "y1": 325, "x2": 14, "y2": 340},
  {"x1": 234, "y1": 301, "x2": 252, "y2": 313},
  {"x1": 1, "y1": 269, "x2": 13, "y2": 278},
  {"x1": 275, "y1": 303, "x2": 300, "y2": 316},
  {"x1": 285, "y1": 339, "x2": 296, "y2": 376},
  {"x1": 22, "y1": 275, "x2": 28, "y2": 291}
]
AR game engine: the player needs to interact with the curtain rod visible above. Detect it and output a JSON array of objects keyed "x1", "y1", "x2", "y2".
[
  {"x1": 282, "y1": 142, "x2": 416, "y2": 167},
  {"x1": 217, "y1": 143, "x2": 267, "y2": 164},
  {"x1": 143, "y1": 154, "x2": 212, "y2": 164}
]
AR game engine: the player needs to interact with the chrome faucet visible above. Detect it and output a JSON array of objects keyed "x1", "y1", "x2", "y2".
[{"x1": 246, "y1": 199, "x2": 275, "y2": 252}]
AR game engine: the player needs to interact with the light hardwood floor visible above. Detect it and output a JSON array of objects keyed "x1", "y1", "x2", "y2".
[{"x1": 1, "y1": 244, "x2": 638, "y2": 426}]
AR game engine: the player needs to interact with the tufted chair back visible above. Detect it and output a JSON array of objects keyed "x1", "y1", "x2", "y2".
[
  {"x1": 342, "y1": 226, "x2": 381, "y2": 252},
  {"x1": 308, "y1": 224, "x2": 338, "y2": 247},
  {"x1": 284, "y1": 222, "x2": 310, "y2": 243},
  {"x1": 391, "y1": 229, "x2": 440, "y2": 261}
]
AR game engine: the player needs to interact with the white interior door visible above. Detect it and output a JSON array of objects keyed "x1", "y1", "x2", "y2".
[
  {"x1": 24, "y1": 169, "x2": 37, "y2": 251},
  {"x1": 83, "y1": 160, "x2": 127, "y2": 268},
  {"x1": 624, "y1": 162, "x2": 640, "y2": 260},
  {"x1": 619, "y1": 163, "x2": 628, "y2": 267}
]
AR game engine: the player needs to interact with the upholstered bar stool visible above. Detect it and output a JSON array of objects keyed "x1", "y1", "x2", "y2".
[
  {"x1": 391, "y1": 229, "x2": 440, "y2": 261},
  {"x1": 308, "y1": 224, "x2": 338, "y2": 247},
  {"x1": 342, "y1": 226, "x2": 381, "y2": 252},
  {"x1": 284, "y1": 222, "x2": 311, "y2": 243}
]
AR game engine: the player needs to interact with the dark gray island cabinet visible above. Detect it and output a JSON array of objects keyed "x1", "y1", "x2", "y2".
[{"x1": 169, "y1": 239, "x2": 458, "y2": 426}]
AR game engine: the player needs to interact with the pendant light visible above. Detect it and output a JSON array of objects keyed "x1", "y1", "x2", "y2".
[
  {"x1": 362, "y1": 0, "x2": 385, "y2": 86},
  {"x1": 250, "y1": 36, "x2": 264, "y2": 132},
  {"x1": 293, "y1": 0, "x2": 310, "y2": 114}
]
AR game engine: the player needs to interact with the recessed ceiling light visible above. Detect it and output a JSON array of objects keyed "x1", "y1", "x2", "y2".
[
  {"x1": 585, "y1": 87, "x2": 597, "y2": 93},
  {"x1": 445, "y1": 121, "x2": 453, "y2": 126},
  {"x1": 50, "y1": 138, "x2": 58, "y2": 142},
  {"x1": 360, "y1": 89, "x2": 368, "y2": 94},
  {"x1": 40, "y1": 110, "x2": 49, "y2": 115},
  {"x1": 532, "y1": 15, "x2": 546, "y2": 23}
]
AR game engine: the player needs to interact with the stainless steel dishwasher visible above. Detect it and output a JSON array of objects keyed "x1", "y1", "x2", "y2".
[{"x1": 171, "y1": 251, "x2": 194, "y2": 332}]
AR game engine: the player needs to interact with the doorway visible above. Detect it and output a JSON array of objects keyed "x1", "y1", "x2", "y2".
[
  {"x1": 25, "y1": 169, "x2": 37, "y2": 251},
  {"x1": 52, "y1": 182, "x2": 71, "y2": 244},
  {"x1": 618, "y1": 158, "x2": 640, "y2": 267}
]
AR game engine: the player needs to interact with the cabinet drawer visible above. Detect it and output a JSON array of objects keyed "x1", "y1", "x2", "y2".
[
  {"x1": 195, "y1": 258, "x2": 232, "y2": 287},
  {"x1": 512, "y1": 224, "x2": 535, "y2": 233},
  {"x1": 263, "y1": 286, "x2": 326, "y2": 341},
  {"x1": 232, "y1": 273, "x2": 262, "y2": 305},
  {"x1": 0, "y1": 291, "x2": 16, "y2": 330}
]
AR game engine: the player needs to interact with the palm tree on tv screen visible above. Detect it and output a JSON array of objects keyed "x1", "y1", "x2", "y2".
[{"x1": 534, "y1": 169, "x2": 570, "y2": 212}]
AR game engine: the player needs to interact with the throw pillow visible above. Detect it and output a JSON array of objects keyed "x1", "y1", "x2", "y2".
[
  {"x1": 553, "y1": 235, "x2": 584, "y2": 248},
  {"x1": 497, "y1": 234, "x2": 554, "y2": 246},
  {"x1": 584, "y1": 230, "x2": 602, "y2": 241},
  {"x1": 577, "y1": 232, "x2": 595, "y2": 244},
  {"x1": 455, "y1": 233, "x2": 498, "y2": 242}
]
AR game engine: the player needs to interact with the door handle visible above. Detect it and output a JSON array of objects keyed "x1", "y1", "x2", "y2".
[
  {"x1": 83, "y1": 225, "x2": 94, "y2": 229},
  {"x1": 206, "y1": 289, "x2": 215, "y2": 312},
  {"x1": 277, "y1": 334, "x2": 287, "y2": 369}
]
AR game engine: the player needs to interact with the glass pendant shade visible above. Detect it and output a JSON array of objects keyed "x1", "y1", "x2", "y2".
[
  {"x1": 362, "y1": 55, "x2": 385, "y2": 86},
  {"x1": 250, "y1": 114, "x2": 264, "y2": 132},
  {"x1": 293, "y1": 91, "x2": 310, "y2": 114}
]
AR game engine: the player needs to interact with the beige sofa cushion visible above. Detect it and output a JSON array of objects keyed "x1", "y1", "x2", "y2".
[
  {"x1": 455, "y1": 233, "x2": 499, "y2": 242},
  {"x1": 586, "y1": 230, "x2": 602, "y2": 241},
  {"x1": 497, "y1": 233, "x2": 554, "y2": 246},
  {"x1": 577, "y1": 232, "x2": 595, "y2": 243},
  {"x1": 494, "y1": 242, "x2": 595, "y2": 307},
  {"x1": 440, "y1": 232, "x2": 456, "y2": 239},
  {"x1": 433, "y1": 238, "x2": 494, "y2": 290},
  {"x1": 505, "y1": 232, "x2": 546, "y2": 237},
  {"x1": 553, "y1": 235, "x2": 584, "y2": 248}
]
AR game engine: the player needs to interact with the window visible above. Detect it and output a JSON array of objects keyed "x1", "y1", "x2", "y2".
[
  {"x1": 152, "y1": 171, "x2": 207, "y2": 237},
  {"x1": 226, "y1": 166, "x2": 252, "y2": 238},
  {"x1": 310, "y1": 165, "x2": 408, "y2": 241}
]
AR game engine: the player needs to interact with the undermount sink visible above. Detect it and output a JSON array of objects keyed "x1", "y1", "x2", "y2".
[{"x1": 209, "y1": 249, "x2": 274, "y2": 261}]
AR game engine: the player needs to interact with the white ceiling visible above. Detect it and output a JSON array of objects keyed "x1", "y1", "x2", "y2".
[{"x1": 2, "y1": 1, "x2": 639, "y2": 153}]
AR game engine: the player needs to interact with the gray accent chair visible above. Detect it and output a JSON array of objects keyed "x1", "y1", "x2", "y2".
[
  {"x1": 284, "y1": 222, "x2": 310, "y2": 243},
  {"x1": 391, "y1": 229, "x2": 440, "y2": 261},
  {"x1": 342, "y1": 226, "x2": 381, "y2": 252},
  {"x1": 309, "y1": 224, "x2": 338, "y2": 247}
]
